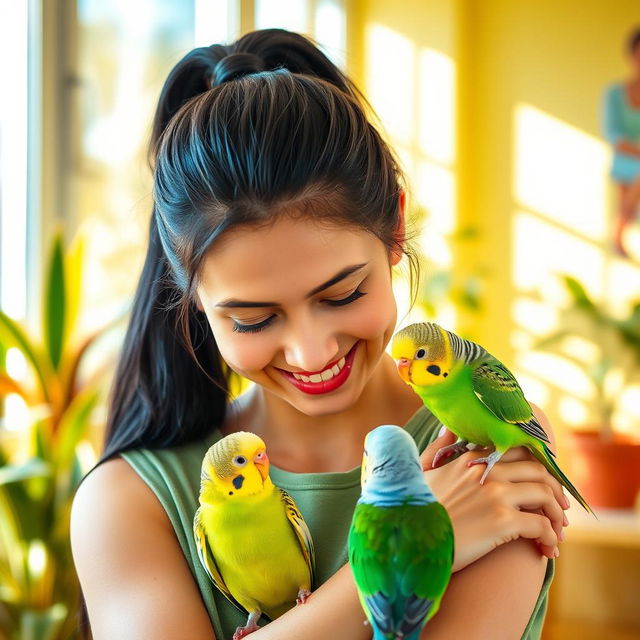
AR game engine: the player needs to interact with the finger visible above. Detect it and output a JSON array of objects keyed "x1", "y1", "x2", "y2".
[
  {"x1": 507, "y1": 511, "x2": 559, "y2": 557},
  {"x1": 419, "y1": 428, "x2": 457, "y2": 469},
  {"x1": 487, "y1": 461, "x2": 570, "y2": 517},
  {"x1": 505, "y1": 482, "x2": 565, "y2": 542}
]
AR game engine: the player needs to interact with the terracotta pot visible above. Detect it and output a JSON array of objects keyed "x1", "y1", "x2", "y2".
[{"x1": 566, "y1": 430, "x2": 640, "y2": 509}]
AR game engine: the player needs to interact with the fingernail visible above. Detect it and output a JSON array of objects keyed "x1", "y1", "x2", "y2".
[
  {"x1": 559, "y1": 529, "x2": 565, "y2": 542},
  {"x1": 438, "y1": 426, "x2": 447, "y2": 437},
  {"x1": 554, "y1": 547, "x2": 560, "y2": 557},
  {"x1": 563, "y1": 494, "x2": 570, "y2": 509},
  {"x1": 563, "y1": 512, "x2": 569, "y2": 527}
]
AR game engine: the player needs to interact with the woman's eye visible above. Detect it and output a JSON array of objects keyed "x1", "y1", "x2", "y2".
[
  {"x1": 232, "y1": 315, "x2": 275, "y2": 334},
  {"x1": 325, "y1": 288, "x2": 367, "y2": 307}
]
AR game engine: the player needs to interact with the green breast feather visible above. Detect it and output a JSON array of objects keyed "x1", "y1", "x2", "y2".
[{"x1": 348, "y1": 502, "x2": 454, "y2": 635}]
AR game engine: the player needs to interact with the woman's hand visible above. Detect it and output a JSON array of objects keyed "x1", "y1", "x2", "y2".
[{"x1": 421, "y1": 429, "x2": 569, "y2": 573}]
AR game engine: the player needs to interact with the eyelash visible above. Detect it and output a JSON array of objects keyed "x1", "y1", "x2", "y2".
[{"x1": 231, "y1": 289, "x2": 367, "y2": 334}]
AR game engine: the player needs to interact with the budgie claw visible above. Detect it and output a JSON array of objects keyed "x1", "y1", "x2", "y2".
[
  {"x1": 432, "y1": 440, "x2": 469, "y2": 469},
  {"x1": 467, "y1": 449, "x2": 504, "y2": 484},
  {"x1": 296, "y1": 588, "x2": 311, "y2": 604},
  {"x1": 232, "y1": 611, "x2": 261, "y2": 639}
]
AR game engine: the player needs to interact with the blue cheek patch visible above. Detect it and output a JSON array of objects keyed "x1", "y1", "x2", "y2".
[{"x1": 232, "y1": 475, "x2": 245, "y2": 490}]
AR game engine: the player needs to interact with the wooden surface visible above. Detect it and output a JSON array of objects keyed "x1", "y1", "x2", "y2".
[{"x1": 543, "y1": 501, "x2": 640, "y2": 638}]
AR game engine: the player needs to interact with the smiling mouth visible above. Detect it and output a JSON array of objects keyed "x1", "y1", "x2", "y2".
[{"x1": 277, "y1": 342, "x2": 360, "y2": 395}]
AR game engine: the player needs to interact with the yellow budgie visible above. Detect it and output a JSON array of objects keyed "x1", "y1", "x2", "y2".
[{"x1": 193, "y1": 431, "x2": 315, "y2": 639}]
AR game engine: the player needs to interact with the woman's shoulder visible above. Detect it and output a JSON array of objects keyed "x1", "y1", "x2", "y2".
[
  {"x1": 72, "y1": 456, "x2": 171, "y2": 537},
  {"x1": 70, "y1": 456, "x2": 218, "y2": 638}
]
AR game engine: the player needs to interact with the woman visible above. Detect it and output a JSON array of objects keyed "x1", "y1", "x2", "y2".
[
  {"x1": 603, "y1": 26, "x2": 640, "y2": 258},
  {"x1": 71, "y1": 29, "x2": 567, "y2": 639}
]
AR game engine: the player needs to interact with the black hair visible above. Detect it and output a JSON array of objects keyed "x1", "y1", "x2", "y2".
[
  {"x1": 100, "y1": 27, "x2": 417, "y2": 463},
  {"x1": 627, "y1": 26, "x2": 640, "y2": 54},
  {"x1": 77, "y1": 27, "x2": 420, "y2": 638}
]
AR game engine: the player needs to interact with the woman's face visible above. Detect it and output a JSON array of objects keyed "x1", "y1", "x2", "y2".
[{"x1": 196, "y1": 214, "x2": 402, "y2": 417}]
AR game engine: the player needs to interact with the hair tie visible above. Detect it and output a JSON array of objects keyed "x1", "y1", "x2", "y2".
[{"x1": 211, "y1": 52, "x2": 266, "y2": 87}]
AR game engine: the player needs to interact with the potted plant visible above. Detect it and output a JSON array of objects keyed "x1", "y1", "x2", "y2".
[
  {"x1": 536, "y1": 275, "x2": 640, "y2": 509},
  {"x1": 0, "y1": 230, "x2": 122, "y2": 640}
]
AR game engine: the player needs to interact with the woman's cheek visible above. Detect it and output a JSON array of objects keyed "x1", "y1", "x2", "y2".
[
  {"x1": 349, "y1": 288, "x2": 396, "y2": 340},
  {"x1": 217, "y1": 335, "x2": 275, "y2": 376}
]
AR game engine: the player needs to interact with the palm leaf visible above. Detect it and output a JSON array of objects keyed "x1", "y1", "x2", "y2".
[
  {"x1": 0, "y1": 312, "x2": 50, "y2": 404},
  {"x1": 0, "y1": 374, "x2": 30, "y2": 401},
  {"x1": 562, "y1": 275, "x2": 598, "y2": 314},
  {"x1": 43, "y1": 232, "x2": 66, "y2": 372},
  {"x1": 0, "y1": 460, "x2": 52, "y2": 486},
  {"x1": 63, "y1": 233, "x2": 85, "y2": 349},
  {"x1": 55, "y1": 388, "x2": 99, "y2": 470},
  {"x1": 19, "y1": 603, "x2": 67, "y2": 640}
]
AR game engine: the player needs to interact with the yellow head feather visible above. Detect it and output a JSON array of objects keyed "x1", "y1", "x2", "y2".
[
  {"x1": 391, "y1": 322, "x2": 455, "y2": 387},
  {"x1": 199, "y1": 431, "x2": 272, "y2": 504}
]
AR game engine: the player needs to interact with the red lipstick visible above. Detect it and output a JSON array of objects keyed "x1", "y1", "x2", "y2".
[{"x1": 278, "y1": 342, "x2": 359, "y2": 395}]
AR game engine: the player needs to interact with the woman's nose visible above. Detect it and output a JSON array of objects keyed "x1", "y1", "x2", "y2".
[{"x1": 283, "y1": 324, "x2": 340, "y2": 373}]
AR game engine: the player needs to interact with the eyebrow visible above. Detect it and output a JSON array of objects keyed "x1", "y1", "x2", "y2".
[{"x1": 215, "y1": 263, "x2": 368, "y2": 308}]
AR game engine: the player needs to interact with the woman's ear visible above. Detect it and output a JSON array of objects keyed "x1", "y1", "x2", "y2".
[{"x1": 390, "y1": 189, "x2": 406, "y2": 266}]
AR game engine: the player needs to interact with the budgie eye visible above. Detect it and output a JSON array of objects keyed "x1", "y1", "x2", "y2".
[
  {"x1": 415, "y1": 348, "x2": 427, "y2": 359},
  {"x1": 233, "y1": 455, "x2": 248, "y2": 466}
]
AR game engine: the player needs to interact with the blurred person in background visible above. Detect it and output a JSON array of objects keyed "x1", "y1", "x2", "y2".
[{"x1": 602, "y1": 26, "x2": 640, "y2": 258}]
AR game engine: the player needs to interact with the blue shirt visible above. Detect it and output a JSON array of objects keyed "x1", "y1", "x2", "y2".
[{"x1": 602, "y1": 82, "x2": 640, "y2": 183}]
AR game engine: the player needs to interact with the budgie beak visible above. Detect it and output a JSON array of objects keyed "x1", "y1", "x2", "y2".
[
  {"x1": 253, "y1": 450, "x2": 269, "y2": 481},
  {"x1": 391, "y1": 334, "x2": 416, "y2": 384},
  {"x1": 395, "y1": 357, "x2": 412, "y2": 383}
]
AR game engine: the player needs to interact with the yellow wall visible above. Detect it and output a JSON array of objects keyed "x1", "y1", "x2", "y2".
[
  {"x1": 351, "y1": 0, "x2": 640, "y2": 434},
  {"x1": 461, "y1": 0, "x2": 640, "y2": 352}
]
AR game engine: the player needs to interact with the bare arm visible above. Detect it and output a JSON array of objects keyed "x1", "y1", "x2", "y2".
[
  {"x1": 423, "y1": 538, "x2": 548, "y2": 639},
  {"x1": 71, "y1": 458, "x2": 218, "y2": 640}
]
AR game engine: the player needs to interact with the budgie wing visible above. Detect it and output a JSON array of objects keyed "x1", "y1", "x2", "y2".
[
  {"x1": 193, "y1": 506, "x2": 245, "y2": 612},
  {"x1": 280, "y1": 488, "x2": 316, "y2": 584},
  {"x1": 349, "y1": 503, "x2": 454, "y2": 638},
  {"x1": 471, "y1": 354, "x2": 551, "y2": 445}
]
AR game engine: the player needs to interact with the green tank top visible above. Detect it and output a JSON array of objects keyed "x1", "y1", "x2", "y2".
[{"x1": 120, "y1": 406, "x2": 553, "y2": 640}]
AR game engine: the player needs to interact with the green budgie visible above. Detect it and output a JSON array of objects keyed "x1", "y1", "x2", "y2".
[
  {"x1": 391, "y1": 322, "x2": 593, "y2": 514},
  {"x1": 348, "y1": 425, "x2": 454, "y2": 640}
]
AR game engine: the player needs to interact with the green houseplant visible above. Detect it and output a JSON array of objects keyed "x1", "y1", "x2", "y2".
[
  {"x1": 536, "y1": 275, "x2": 640, "y2": 508},
  {"x1": 0, "y1": 230, "x2": 120, "y2": 640}
]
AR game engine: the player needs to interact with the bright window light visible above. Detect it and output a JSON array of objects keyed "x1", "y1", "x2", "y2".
[
  {"x1": 0, "y1": 0, "x2": 29, "y2": 319},
  {"x1": 514, "y1": 103, "x2": 609, "y2": 242},
  {"x1": 418, "y1": 49, "x2": 455, "y2": 165},
  {"x1": 255, "y1": 0, "x2": 308, "y2": 34},
  {"x1": 194, "y1": 0, "x2": 236, "y2": 46},
  {"x1": 365, "y1": 24, "x2": 415, "y2": 146},
  {"x1": 513, "y1": 210, "x2": 605, "y2": 297},
  {"x1": 315, "y1": 0, "x2": 346, "y2": 70}
]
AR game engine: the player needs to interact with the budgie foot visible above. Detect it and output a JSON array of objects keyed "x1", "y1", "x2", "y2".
[
  {"x1": 296, "y1": 588, "x2": 311, "y2": 605},
  {"x1": 432, "y1": 440, "x2": 469, "y2": 469},
  {"x1": 467, "y1": 449, "x2": 504, "y2": 484},
  {"x1": 232, "y1": 611, "x2": 261, "y2": 640}
]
